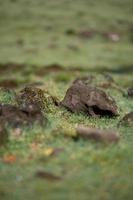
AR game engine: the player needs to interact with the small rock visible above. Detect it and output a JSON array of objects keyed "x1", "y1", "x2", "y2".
[
  {"x1": 0, "y1": 104, "x2": 47, "y2": 128},
  {"x1": 76, "y1": 125, "x2": 120, "y2": 143},
  {"x1": 35, "y1": 170, "x2": 62, "y2": 181},
  {"x1": 120, "y1": 111, "x2": 133, "y2": 126},
  {"x1": 127, "y1": 87, "x2": 133, "y2": 97}
]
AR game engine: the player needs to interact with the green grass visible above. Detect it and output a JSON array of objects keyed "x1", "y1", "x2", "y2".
[{"x1": 0, "y1": 0, "x2": 133, "y2": 199}]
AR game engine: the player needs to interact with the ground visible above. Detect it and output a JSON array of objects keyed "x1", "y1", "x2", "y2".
[{"x1": 0, "y1": 0, "x2": 133, "y2": 199}]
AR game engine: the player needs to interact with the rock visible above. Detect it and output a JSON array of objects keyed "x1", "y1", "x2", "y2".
[
  {"x1": 17, "y1": 86, "x2": 45, "y2": 109},
  {"x1": 35, "y1": 170, "x2": 62, "y2": 181},
  {"x1": 0, "y1": 104, "x2": 47, "y2": 128},
  {"x1": 76, "y1": 125, "x2": 120, "y2": 143},
  {"x1": 127, "y1": 87, "x2": 133, "y2": 97},
  {"x1": 120, "y1": 111, "x2": 133, "y2": 126},
  {"x1": 17, "y1": 86, "x2": 57, "y2": 111},
  {"x1": 61, "y1": 80, "x2": 118, "y2": 117}
]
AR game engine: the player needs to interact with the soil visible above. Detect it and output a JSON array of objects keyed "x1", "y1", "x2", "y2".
[{"x1": 0, "y1": 80, "x2": 18, "y2": 88}]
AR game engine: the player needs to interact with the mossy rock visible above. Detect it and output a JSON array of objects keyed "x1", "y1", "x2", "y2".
[{"x1": 16, "y1": 86, "x2": 58, "y2": 112}]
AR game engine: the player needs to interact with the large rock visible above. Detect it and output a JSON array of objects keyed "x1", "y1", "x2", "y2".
[{"x1": 62, "y1": 80, "x2": 118, "y2": 117}]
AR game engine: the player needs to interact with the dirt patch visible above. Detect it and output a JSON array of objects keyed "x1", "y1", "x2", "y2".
[
  {"x1": 61, "y1": 80, "x2": 118, "y2": 117},
  {"x1": 0, "y1": 104, "x2": 47, "y2": 128},
  {"x1": 35, "y1": 170, "x2": 62, "y2": 182},
  {"x1": 36, "y1": 64, "x2": 64, "y2": 76},
  {"x1": 0, "y1": 63, "x2": 27, "y2": 74},
  {"x1": 36, "y1": 64, "x2": 97, "y2": 77},
  {"x1": 36, "y1": 63, "x2": 133, "y2": 78},
  {"x1": 76, "y1": 125, "x2": 120, "y2": 143},
  {"x1": 0, "y1": 80, "x2": 18, "y2": 88}
]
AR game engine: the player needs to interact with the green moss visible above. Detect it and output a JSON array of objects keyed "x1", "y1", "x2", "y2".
[
  {"x1": 0, "y1": 88, "x2": 16, "y2": 105},
  {"x1": 16, "y1": 86, "x2": 56, "y2": 112}
]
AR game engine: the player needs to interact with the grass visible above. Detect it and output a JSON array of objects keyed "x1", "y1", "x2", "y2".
[{"x1": 0, "y1": 0, "x2": 133, "y2": 199}]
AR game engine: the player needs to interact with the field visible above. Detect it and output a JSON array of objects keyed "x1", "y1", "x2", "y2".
[{"x1": 0, "y1": 0, "x2": 133, "y2": 199}]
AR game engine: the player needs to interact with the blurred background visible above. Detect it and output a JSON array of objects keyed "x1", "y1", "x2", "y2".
[{"x1": 0, "y1": 0, "x2": 133, "y2": 68}]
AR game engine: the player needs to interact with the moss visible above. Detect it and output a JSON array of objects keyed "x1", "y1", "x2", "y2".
[
  {"x1": 16, "y1": 86, "x2": 56, "y2": 112},
  {"x1": 0, "y1": 88, "x2": 16, "y2": 105}
]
